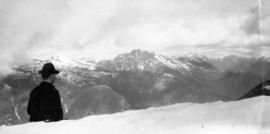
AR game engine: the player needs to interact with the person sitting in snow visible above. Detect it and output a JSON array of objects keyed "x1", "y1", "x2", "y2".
[{"x1": 27, "y1": 62, "x2": 63, "y2": 122}]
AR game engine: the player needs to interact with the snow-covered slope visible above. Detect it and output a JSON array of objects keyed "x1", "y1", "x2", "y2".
[
  {"x1": 15, "y1": 56, "x2": 97, "y2": 85},
  {"x1": 1, "y1": 96, "x2": 270, "y2": 134},
  {"x1": 155, "y1": 55, "x2": 192, "y2": 71},
  {"x1": 18, "y1": 56, "x2": 96, "y2": 72}
]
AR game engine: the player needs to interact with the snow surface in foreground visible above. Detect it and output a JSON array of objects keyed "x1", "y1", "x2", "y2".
[{"x1": 1, "y1": 96, "x2": 270, "y2": 134}]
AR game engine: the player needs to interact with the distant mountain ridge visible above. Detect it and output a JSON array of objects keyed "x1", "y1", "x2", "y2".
[{"x1": 0, "y1": 49, "x2": 270, "y2": 125}]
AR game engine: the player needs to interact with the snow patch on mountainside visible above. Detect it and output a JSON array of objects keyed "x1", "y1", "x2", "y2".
[
  {"x1": 155, "y1": 55, "x2": 191, "y2": 71},
  {"x1": 42, "y1": 57, "x2": 96, "y2": 70},
  {"x1": 186, "y1": 52, "x2": 209, "y2": 61},
  {"x1": 16, "y1": 57, "x2": 96, "y2": 73},
  {"x1": 264, "y1": 85, "x2": 270, "y2": 90},
  {"x1": 1, "y1": 96, "x2": 270, "y2": 134}
]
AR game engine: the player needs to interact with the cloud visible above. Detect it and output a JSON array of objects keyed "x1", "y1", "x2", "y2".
[
  {"x1": 0, "y1": 0, "x2": 69, "y2": 76},
  {"x1": 0, "y1": 0, "x2": 270, "y2": 76},
  {"x1": 49, "y1": 0, "x2": 269, "y2": 58},
  {"x1": 240, "y1": 6, "x2": 260, "y2": 35}
]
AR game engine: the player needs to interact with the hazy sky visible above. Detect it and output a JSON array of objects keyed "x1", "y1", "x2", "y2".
[{"x1": 0, "y1": 0, "x2": 270, "y2": 74}]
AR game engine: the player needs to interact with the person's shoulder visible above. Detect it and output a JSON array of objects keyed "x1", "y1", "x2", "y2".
[
  {"x1": 29, "y1": 84, "x2": 42, "y2": 97},
  {"x1": 31, "y1": 82, "x2": 50, "y2": 93},
  {"x1": 32, "y1": 83, "x2": 43, "y2": 91},
  {"x1": 52, "y1": 88, "x2": 60, "y2": 94},
  {"x1": 31, "y1": 84, "x2": 40, "y2": 91}
]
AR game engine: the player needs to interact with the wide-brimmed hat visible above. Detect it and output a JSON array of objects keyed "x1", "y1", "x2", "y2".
[{"x1": 38, "y1": 62, "x2": 59, "y2": 75}]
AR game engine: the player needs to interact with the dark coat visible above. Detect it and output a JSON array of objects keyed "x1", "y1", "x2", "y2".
[{"x1": 27, "y1": 82, "x2": 63, "y2": 122}]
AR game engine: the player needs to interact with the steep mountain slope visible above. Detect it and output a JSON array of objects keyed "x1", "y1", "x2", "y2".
[
  {"x1": 99, "y1": 50, "x2": 222, "y2": 108},
  {"x1": 66, "y1": 85, "x2": 130, "y2": 119},
  {"x1": 208, "y1": 56, "x2": 270, "y2": 79},
  {"x1": 0, "y1": 73, "x2": 37, "y2": 125},
  {"x1": 177, "y1": 56, "x2": 221, "y2": 82},
  {"x1": 207, "y1": 56, "x2": 252, "y2": 72},
  {"x1": 243, "y1": 58, "x2": 270, "y2": 79},
  {"x1": 206, "y1": 71, "x2": 263, "y2": 100}
]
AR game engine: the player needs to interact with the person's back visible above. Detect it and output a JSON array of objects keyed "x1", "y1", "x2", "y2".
[
  {"x1": 27, "y1": 82, "x2": 63, "y2": 122},
  {"x1": 27, "y1": 63, "x2": 63, "y2": 122}
]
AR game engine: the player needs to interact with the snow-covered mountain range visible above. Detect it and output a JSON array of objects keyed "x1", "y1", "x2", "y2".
[{"x1": 0, "y1": 49, "x2": 270, "y2": 126}]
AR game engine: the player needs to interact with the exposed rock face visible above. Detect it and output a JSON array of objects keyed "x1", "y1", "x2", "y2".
[{"x1": 238, "y1": 80, "x2": 270, "y2": 100}]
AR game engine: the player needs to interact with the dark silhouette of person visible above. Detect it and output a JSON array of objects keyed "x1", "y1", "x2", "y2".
[{"x1": 27, "y1": 63, "x2": 63, "y2": 122}]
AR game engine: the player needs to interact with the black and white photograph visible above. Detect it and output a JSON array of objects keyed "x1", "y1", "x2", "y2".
[{"x1": 0, "y1": 0, "x2": 270, "y2": 133}]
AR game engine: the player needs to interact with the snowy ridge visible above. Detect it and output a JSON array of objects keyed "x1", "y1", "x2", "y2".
[
  {"x1": 14, "y1": 56, "x2": 97, "y2": 85},
  {"x1": 41, "y1": 57, "x2": 96, "y2": 70},
  {"x1": 17, "y1": 57, "x2": 96, "y2": 73},
  {"x1": 1, "y1": 96, "x2": 270, "y2": 134},
  {"x1": 106, "y1": 49, "x2": 195, "y2": 72},
  {"x1": 155, "y1": 55, "x2": 191, "y2": 71},
  {"x1": 186, "y1": 52, "x2": 208, "y2": 62}
]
